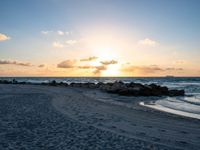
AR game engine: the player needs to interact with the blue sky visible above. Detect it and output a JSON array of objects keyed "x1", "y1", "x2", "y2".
[{"x1": 0, "y1": 0, "x2": 200, "y2": 76}]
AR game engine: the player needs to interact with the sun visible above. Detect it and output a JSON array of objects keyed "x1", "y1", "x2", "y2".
[
  {"x1": 102, "y1": 64, "x2": 120, "y2": 77},
  {"x1": 90, "y1": 46, "x2": 120, "y2": 76}
]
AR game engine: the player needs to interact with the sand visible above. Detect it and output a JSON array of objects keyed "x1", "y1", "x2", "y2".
[{"x1": 0, "y1": 84, "x2": 200, "y2": 150}]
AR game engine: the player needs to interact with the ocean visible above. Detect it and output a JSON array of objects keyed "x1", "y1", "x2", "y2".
[{"x1": 1, "y1": 77, "x2": 200, "y2": 119}]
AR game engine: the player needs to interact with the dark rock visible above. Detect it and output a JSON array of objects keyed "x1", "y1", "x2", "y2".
[
  {"x1": 19, "y1": 81, "x2": 26, "y2": 84},
  {"x1": 0, "y1": 80, "x2": 12, "y2": 84},
  {"x1": 12, "y1": 79, "x2": 18, "y2": 84},
  {"x1": 169, "y1": 89, "x2": 185, "y2": 96},
  {"x1": 96, "y1": 82, "x2": 103, "y2": 88},
  {"x1": 118, "y1": 88, "x2": 140, "y2": 96},
  {"x1": 101, "y1": 82, "x2": 184, "y2": 97},
  {"x1": 69, "y1": 82, "x2": 98, "y2": 88},
  {"x1": 81, "y1": 83, "x2": 89, "y2": 88},
  {"x1": 88, "y1": 83, "x2": 97, "y2": 88},
  {"x1": 58, "y1": 82, "x2": 68, "y2": 86},
  {"x1": 70, "y1": 83, "x2": 81, "y2": 87},
  {"x1": 49, "y1": 80, "x2": 57, "y2": 86},
  {"x1": 41, "y1": 82, "x2": 48, "y2": 85},
  {"x1": 99, "y1": 83, "x2": 111, "y2": 91},
  {"x1": 107, "y1": 81, "x2": 127, "y2": 93},
  {"x1": 0, "y1": 79, "x2": 185, "y2": 97},
  {"x1": 129, "y1": 82, "x2": 145, "y2": 89}
]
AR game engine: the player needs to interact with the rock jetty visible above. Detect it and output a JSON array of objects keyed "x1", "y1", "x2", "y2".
[
  {"x1": 0, "y1": 79, "x2": 185, "y2": 97},
  {"x1": 66, "y1": 81, "x2": 184, "y2": 96}
]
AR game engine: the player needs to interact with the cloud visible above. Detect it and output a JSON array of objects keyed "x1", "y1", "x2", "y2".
[
  {"x1": 57, "y1": 58, "x2": 118, "y2": 75},
  {"x1": 57, "y1": 60, "x2": 76, "y2": 68},
  {"x1": 165, "y1": 67, "x2": 183, "y2": 71},
  {"x1": 80, "y1": 56, "x2": 98, "y2": 61},
  {"x1": 0, "y1": 60, "x2": 31, "y2": 66},
  {"x1": 77, "y1": 64, "x2": 107, "y2": 75},
  {"x1": 41, "y1": 30, "x2": 72, "y2": 36},
  {"x1": 82, "y1": 59, "x2": 118, "y2": 75},
  {"x1": 52, "y1": 41, "x2": 64, "y2": 48},
  {"x1": 93, "y1": 65, "x2": 107, "y2": 75},
  {"x1": 122, "y1": 65, "x2": 163, "y2": 74},
  {"x1": 121, "y1": 64, "x2": 184, "y2": 75},
  {"x1": 65, "y1": 40, "x2": 77, "y2": 45},
  {"x1": 79, "y1": 65, "x2": 107, "y2": 75},
  {"x1": 41, "y1": 31, "x2": 52, "y2": 35},
  {"x1": 100, "y1": 60, "x2": 118, "y2": 65},
  {"x1": 0, "y1": 33, "x2": 10, "y2": 41},
  {"x1": 57, "y1": 30, "x2": 64, "y2": 35},
  {"x1": 38, "y1": 64, "x2": 45, "y2": 68},
  {"x1": 173, "y1": 60, "x2": 188, "y2": 65},
  {"x1": 53, "y1": 40, "x2": 77, "y2": 48},
  {"x1": 138, "y1": 38, "x2": 158, "y2": 46},
  {"x1": 78, "y1": 66, "x2": 94, "y2": 69},
  {"x1": 121, "y1": 64, "x2": 162, "y2": 73},
  {"x1": 65, "y1": 31, "x2": 73, "y2": 35}
]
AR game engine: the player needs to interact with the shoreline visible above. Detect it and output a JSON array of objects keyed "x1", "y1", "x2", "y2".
[
  {"x1": 140, "y1": 101, "x2": 200, "y2": 120},
  {"x1": 0, "y1": 84, "x2": 200, "y2": 149}
]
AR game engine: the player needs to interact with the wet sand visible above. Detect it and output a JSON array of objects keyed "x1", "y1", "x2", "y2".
[{"x1": 0, "y1": 84, "x2": 200, "y2": 150}]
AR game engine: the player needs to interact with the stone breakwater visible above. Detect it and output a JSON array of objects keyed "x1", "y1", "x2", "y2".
[{"x1": 0, "y1": 79, "x2": 185, "y2": 96}]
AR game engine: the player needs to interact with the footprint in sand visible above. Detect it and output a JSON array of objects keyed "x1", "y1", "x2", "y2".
[
  {"x1": 110, "y1": 125, "x2": 116, "y2": 129},
  {"x1": 180, "y1": 131, "x2": 188, "y2": 134},
  {"x1": 136, "y1": 132, "x2": 146, "y2": 136},
  {"x1": 119, "y1": 129, "x2": 126, "y2": 133},
  {"x1": 158, "y1": 129, "x2": 166, "y2": 132},
  {"x1": 151, "y1": 137, "x2": 161, "y2": 142},
  {"x1": 131, "y1": 123, "x2": 136, "y2": 126},
  {"x1": 144, "y1": 125, "x2": 152, "y2": 128},
  {"x1": 176, "y1": 140, "x2": 188, "y2": 145}
]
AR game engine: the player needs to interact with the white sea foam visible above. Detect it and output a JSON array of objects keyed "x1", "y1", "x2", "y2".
[
  {"x1": 26, "y1": 80, "x2": 49, "y2": 84},
  {"x1": 140, "y1": 96, "x2": 200, "y2": 120}
]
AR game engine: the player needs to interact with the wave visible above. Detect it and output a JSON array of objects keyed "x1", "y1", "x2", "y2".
[
  {"x1": 140, "y1": 96, "x2": 200, "y2": 120},
  {"x1": 26, "y1": 80, "x2": 49, "y2": 84}
]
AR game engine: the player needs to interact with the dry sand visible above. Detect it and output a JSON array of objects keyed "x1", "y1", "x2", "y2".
[{"x1": 0, "y1": 84, "x2": 200, "y2": 150}]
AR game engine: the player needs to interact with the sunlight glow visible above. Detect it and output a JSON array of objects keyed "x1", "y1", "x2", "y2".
[
  {"x1": 102, "y1": 64, "x2": 120, "y2": 76},
  {"x1": 93, "y1": 47, "x2": 117, "y2": 60}
]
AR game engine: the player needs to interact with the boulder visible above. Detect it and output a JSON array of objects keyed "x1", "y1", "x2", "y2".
[
  {"x1": 58, "y1": 82, "x2": 68, "y2": 86},
  {"x1": 99, "y1": 84, "x2": 111, "y2": 91},
  {"x1": 70, "y1": 83, "x2": 82, "y2": 87},
  {"x1": 88, "y1": 83, "x2": 98, "y2": 88},
  {"x1": 169, "y1": 90, "x2": 185, "y2": 96},
  {"x1": 12, "y1": 79, "x2": 18, "y2": 84},
  {"x1": 49, "y1": 80, "x2": 57, "y2": 86},
  {"x1": 0, "y1": 80, "x2": 12, "y2": 84},
  {"x1": 109, "y1": 81, "x2": 127, "y2": 92},
  {"x1": 102, "y1": 82, "x2": 184, "y2": 97}
]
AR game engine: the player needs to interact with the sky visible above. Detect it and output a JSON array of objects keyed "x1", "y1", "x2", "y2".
[{"x1": 0, "y1": 0, "x2": 200, "y2": 77}]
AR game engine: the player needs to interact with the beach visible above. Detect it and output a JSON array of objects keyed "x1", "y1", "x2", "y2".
[{"x1": 0, "y1": 84, "x2": 200, "y2": 150}]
